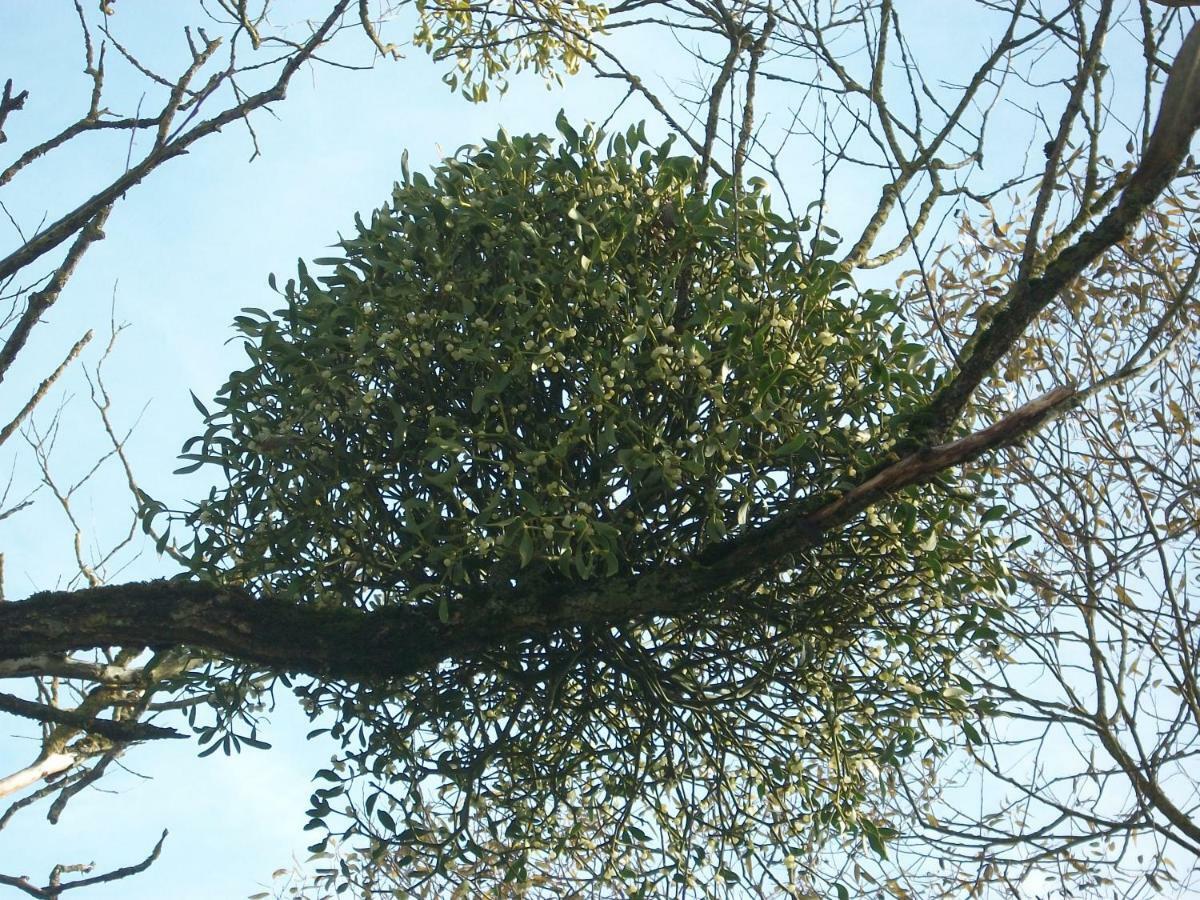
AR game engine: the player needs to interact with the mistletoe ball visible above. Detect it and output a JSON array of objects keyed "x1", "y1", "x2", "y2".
[
  {"x1": 173, "y1": 119, "x2": 1011, "y2": 882},
  {"x1": 183, "y1": 118, "x2": 989, "y2": 622}
]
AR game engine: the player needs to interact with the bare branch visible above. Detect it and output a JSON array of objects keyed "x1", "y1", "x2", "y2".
[
  {"x1": 0, "y1": 80, "x2": 29, "y2": 145},
  {"x1": 0, "y1": 331, "x2": 92, "y2": 447},
  {"x1": 0, "y1": 829, "x2": 166, "y2": 898},
  {"x1": 0, "y1": 752, "x2": 78, "y2": 802},
  {"x1": 0, "y1": 0, "x2": 356, "y2": 285},
  {"x1": 0, "y1": 692, "x2": 182, "y2": 743}
]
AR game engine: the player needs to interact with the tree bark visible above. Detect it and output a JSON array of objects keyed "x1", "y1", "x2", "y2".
[{"x1": 0, "y1": 753, "x2": 77, "y2": 801}]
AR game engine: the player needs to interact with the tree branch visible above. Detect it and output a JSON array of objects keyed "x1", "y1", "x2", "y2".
[
  {"x1": 0, "y1": 331, "x2": 92, "y2": 446},
  {"x1": 0, "y1": 692, "x2": 182, "y2": 743},
  {"x1": 0, "y1": 655, "x2": 145, "y2": 685},
  {"x1": 0, "y1": 79, "x2": 29, "y2": 145},
  {"x1": 0, "y1": 0, "x2": 354, "y2": 285},
  {"x1": 0, "y1": 386, "x2": 1074, "y2": 683},
  {"x1": 0, "y1": 829, "x2": 166, "y2": 898},
  {"x1": 919, "y1": 19, "x2": 1200, "y2": 440},
  {"x1": 0, "y1": 752, "x2": 78, "y2": 802}
]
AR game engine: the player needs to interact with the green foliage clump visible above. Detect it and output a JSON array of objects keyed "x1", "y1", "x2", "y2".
[
  {"x1": 186, "y1": 119, "x2": 938, "y2": 606},
  {"x1": 178, "y1": 118, "x2": 1010, "y2": 895}
]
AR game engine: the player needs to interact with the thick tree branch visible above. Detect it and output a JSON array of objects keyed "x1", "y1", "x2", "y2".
[{"x1": 0, "y1": 387, "x2": 1073, "y2": 683}]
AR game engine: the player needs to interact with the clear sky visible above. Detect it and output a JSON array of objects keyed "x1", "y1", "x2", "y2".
[{"x1": 0, "y1": 3, "x2": 1174, "y2": 898}]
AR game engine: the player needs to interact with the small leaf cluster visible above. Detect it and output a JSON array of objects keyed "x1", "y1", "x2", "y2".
[{"x1": 413, "y1": 0, "x2": 606, "y2": 100}]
